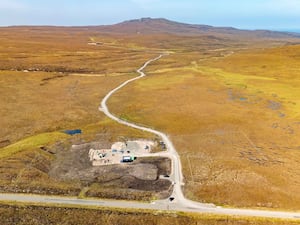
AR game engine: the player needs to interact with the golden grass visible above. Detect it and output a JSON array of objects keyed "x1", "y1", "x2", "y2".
[
  {"x1": 1, "y1": 26, "x2": 300, "y2": 211},
  {"x1": 0, "y1": 28, "x2": 162, "y2": 199},
  {"x1": 108, "y1": 48, "x2": 300, "y2": 210},
  {"x1": 201, "y1": 45, "x2": 300, "y2": 118},
  {"x1": 0, "y1": 201, "x2": 299, "y2": 225}
]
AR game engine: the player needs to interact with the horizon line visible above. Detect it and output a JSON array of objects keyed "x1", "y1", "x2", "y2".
[{"x1": 0, "y1": 17, "x2": 299, "y2": 33}]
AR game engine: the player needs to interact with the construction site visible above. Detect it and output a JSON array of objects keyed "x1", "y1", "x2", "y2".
[
  {"x1": 48, "y1": 138, "x2": 172, "y2": 200},
  {"x1": 88, "y1": 140, "x2": 155, "y2": 166}
]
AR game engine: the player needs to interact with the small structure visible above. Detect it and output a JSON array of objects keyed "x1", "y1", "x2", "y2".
[{"x1": 122, "y1": 156, "x2": 134, "y2": 163}]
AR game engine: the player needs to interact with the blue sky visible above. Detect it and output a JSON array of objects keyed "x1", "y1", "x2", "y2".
[{"x1": 1, "y1": 0, "x2": 300, "y2": 30}]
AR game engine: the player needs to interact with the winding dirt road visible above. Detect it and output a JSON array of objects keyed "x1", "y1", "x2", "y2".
[
  {"x1": 0, "y1": 55, "x2": 299, "y2": 219},
  {"x1": 99, "y1": 54, "x2": 186, "y2": 203},
  {"x1": 98, "y1": 55, "x2": 300, "y2": 219}
]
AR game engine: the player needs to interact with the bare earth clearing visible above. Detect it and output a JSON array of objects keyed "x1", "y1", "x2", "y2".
[{"x1": 49, "y1": 140, "x2": 172, "y2": 200}]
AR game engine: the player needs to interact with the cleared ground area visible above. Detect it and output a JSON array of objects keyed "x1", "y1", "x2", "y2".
[{"x1": 49, "y1": 140, "x2": 172, "y2": 200}]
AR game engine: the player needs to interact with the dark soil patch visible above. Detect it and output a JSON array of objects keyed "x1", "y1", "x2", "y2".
[{"x1": 49, "y1": 141, "x2": 172, "y2": 200}]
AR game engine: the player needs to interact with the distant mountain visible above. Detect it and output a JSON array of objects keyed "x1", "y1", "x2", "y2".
[
  {"x1": 91, "y1": 17, "x2": 300, "y2": 39},
  {"x1": 4, "y1": 18, "x2": 300, "y2": 42}
]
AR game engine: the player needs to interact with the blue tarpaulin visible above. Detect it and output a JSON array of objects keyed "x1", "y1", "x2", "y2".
[{"x1": 64, "y1": 129, "x2": 82, "y2": 135}]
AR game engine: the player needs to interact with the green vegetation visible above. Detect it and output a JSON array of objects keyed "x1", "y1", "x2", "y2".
[{"x1": 0, "y1": 132, "x2": 68, "y2": 159}]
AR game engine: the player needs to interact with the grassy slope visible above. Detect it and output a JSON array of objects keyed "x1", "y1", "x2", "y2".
[
  {"x1": 202, "y1": 45, "x2": 300, "y2": 118},
  {"x1": 0, "y1": 28, "x2": 159, "y2": 198},
  {"x1": 0, "y1": 132, "x2": 68, "y2": 159},
  {"x1": 0, "y1": 70, "x2": 134, "y2": 143},
  {"x1": 1, "y1": 25, "x2": 300, "y2": 214},
  {"x1": 108, "y1": 47, "x2": 300, "y2": 209},
  {"x1": 0, "y1": 28, "x2": 158, "y2": 144}
]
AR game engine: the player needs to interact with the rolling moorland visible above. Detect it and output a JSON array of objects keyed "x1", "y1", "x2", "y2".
[
  {"x1": 1, "y1": 18, "x2": 300, "y2": 223},
  {"x1": 109, "y1": 41, "x2": 300, "y2": 208},
  {"x1": 1, "y1": 202, "x2": 300, "y2": 225}
]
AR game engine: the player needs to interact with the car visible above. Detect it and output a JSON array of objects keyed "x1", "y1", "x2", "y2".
[{"x1": 163, "y1": 174, "x2": 170, "y2": 178}]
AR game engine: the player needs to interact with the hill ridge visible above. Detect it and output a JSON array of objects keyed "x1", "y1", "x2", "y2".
[{"x1": 94, "y1": 17, "x2": 300, "y2": 39}]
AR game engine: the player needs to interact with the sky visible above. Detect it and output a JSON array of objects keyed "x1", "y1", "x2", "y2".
[{"x1": 1, "y1": 0, "x2": 300, "y2": 30}]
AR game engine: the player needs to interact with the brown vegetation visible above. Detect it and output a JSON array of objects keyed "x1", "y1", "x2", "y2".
[
  {"x1": 108, "y1": 46, "x2": 300, "y2": 209},
  {"x1": 1, "y1": 18, "x2": 300, "y2": 214},
  {"x1": 0, "y1": 26, "x2": 163, "y2": 200},
  {"x1": 0, "y1": 202, "x2": 298, "y2": 225}
]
